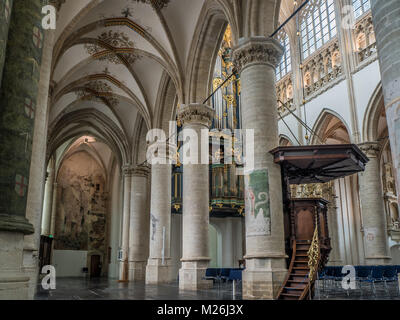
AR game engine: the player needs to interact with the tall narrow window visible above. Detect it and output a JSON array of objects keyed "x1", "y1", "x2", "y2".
[
  {"x1": 300, "y1": 0, "x2": 337, "y2": 60},
  {"x1": 353, "y1": 0, "x2": 371, "y2": 20},
  {"x1": 276, "y1": 31, "x2": 291, "y2": 82}
]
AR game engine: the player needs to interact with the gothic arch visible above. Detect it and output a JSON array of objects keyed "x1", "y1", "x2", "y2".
[
  {"x1": 48, "y1": 109, "x2": 130, "y2": 167},
  {"x1": 56, "y1": 147, "x2": 107, "y2": 186},
  {"x1": 362, "y1": 82, "x2": 384, "y2": 142},
  {"x1": 310, "y1": 108, "x2": 352, "y2": 145},
  {"x1": 154, "y1": 71, "x2": 178, "y2": 132},
  {"x1": 185, "y1": 0, "x2": 232, "y2": 104},
  {"x1": 279, "y1": 134, "x2": 294, "y2": 146}
]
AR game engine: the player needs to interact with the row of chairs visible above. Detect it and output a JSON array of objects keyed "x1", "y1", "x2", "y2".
[
  {"x1": 318, "y1": 265, "x2": 400, "y2": 297},
  {"x1": 205, "y1": 268, "x2": 243, "y2": 283}
]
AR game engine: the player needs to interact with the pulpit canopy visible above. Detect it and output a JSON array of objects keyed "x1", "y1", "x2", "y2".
[{"x1": 270, "y1": 144, "x2": 369, "y2": 185}]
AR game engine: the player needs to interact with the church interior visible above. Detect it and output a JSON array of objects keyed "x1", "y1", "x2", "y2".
[{"x1": 0, "y1": 0, "x2": 400, "y2": 301}]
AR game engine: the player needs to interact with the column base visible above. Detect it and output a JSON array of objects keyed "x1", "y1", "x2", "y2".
[
  {"x1": 128, "y1": 261, "x2": 147, "y2": 281},
  {"x1": 0, "y1": 214, "x2": 34, "y2": 235},
  {"x1": 0, "y1": 232, "x2": 30, "y2": 300},
  {"x1": 242, "y1": 257, "x2": 287, "y2": 300},
  {"x1": 146, "y1": 258, "x2": 172, "y2": 284},
  {"x1": 364, "y1": 256, "x2": 392, "y2": 265},
  {"x1": 0, "y1": 272, "x2": 30, "y2": 300},
  {"x1": 118, "y1": 260, "x2": 129, "y2": 282},
  {"x1": 179, "y1": 260, "x2": 213, "y2": 291}
]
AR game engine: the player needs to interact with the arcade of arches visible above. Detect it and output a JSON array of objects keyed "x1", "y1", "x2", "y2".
[{"x1": 0, "y1": 0, "x2": 400, "y2": 300}]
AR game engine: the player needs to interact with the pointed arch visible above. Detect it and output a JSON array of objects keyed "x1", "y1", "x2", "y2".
[
  {"x1": 186, "y1": 0, "x2": 234, "y2": 104},
  {"x1": 362, "y1": 82, "x2": 384, "y2": 142},
  {"x1": 311, "y1": 108, "x2": 352, "y2": 145}
]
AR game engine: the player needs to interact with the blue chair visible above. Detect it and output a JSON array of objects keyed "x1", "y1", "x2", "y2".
[
  {"x1": 383, "y1": 266, "x2": 399, "y2": 295},
  {"x1": 220, "y1": 268, "x2": 231, "y2": 282},
  {"x1": 205, "y1": 268, "x2": 218, "y2": 282},
  {"x1": 368, "y1": 266, "x2": 385, "y2": 296},
  {"x1": 228, "y1": 269, "x2": 242, "y2": 281},
  {"x1": 331, "y1": 266, "x2": 344, "y2": 292},
  {"x1": 356, "y1": 266, "x2": 371, "y2": 283}
]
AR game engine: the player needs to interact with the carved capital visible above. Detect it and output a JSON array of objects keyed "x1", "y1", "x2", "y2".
[
  {"x1": 358, "y1": 142, "x2": 380, "y2": 158},
  {"x1": 122, "y1": 165, "x2": 135, "y2": 177},
  {"x1": 177, "y1": 103, "x2": 215, "y2": 128},
  {"x1": 132, "y1": 164, "x2": 151, "y2": 177},
  {"x1": 232, "y1": 37, "x2": 284, "y2": 73}
]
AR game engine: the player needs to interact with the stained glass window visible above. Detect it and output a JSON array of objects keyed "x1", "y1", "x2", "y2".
[{"x1": 300, "y1": 0, "x2": 337, "y2": 60}]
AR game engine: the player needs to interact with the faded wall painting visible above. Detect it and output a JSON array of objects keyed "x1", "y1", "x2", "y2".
[
  {"x1": 245, "y1": 169, "x2": 271, "y2": 236},
  {"x1": 54, "y1": 151, "x2": 108, "y2": 257}
]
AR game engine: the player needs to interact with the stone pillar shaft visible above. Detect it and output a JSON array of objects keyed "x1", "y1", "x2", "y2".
[
  {"x1": 24, "y1": 28, "x2": 55, "y2": 298},
  {"x1": 371, "y1": 0, "x2": 400, "y2": 199},
  {"x1": 128, "y1": 166, "x2": 150, "y2": 281},
  {"x1": 0, "y1": 0, "x2": 44, "y2": 299},
  {"x1": 146, "y1": 147, "x2": 172, "y2": 284},
  {"x1": 49, "y1": 183, "x2": 58, "y2": 237},
  {"x1": 178, "y1": 103, "x2": 214, "y2": 291},
  {"x1": 0, "y1": 0, "x2": 13, "y2": 87},
  {"x1": 41, "y1": 161, "x2": 55, "y2": 236},
  {"x1": 233, "y1": 37, "x2": 287, "y2": 300},
  {"x1": 119, "y1": 167, "x2": 132, "y2": 281},
  {"x1": 0, "y1": 0, "x2": 44, "y2": 232},
  {"x1": 359, "y1": 143, "x2": 391, "y2": 264}
]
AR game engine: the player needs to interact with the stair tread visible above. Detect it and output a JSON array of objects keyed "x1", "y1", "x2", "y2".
[
  {"x1": 284, "y1": 287, "x2": 304, "y2": 291},
  {"x1": 281, "y1": 293, "x2": 302, "y2": 297}
]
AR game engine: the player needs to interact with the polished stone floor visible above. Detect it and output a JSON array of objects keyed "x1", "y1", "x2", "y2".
[
  {"x1": 35, "y1": 277, "x2": 400, "y2": 300},
  {"x1": 35, "y1": 277, "x2": 243, "y2": 300},
  {"x1": 314, "y1": 280, "x2": 400, "y2": 300}
]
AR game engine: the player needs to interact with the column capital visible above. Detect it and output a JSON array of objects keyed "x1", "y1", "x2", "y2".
[
  {"x1": 358, "y1": 142, "x2": 381, "y2": 158},
  {"x1": 177, "y1": 103, "x2": 215, "y2": 128},
  {"x1": 132, "y1": 164, "x2": 151, "y2": 177},
  {"x1": 122, "y1": 165, "x2": 135, "y2": 177},
  {"x1": 232, "y1": 37, "x2": 284, "y2": 73}
]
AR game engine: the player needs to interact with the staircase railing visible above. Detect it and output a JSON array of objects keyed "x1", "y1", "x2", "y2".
[{"x1": 301, "y1": 224, "x2": 321, "y2": 300}]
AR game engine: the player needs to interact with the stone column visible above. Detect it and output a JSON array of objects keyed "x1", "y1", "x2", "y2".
[
  {"x1": 359, "y1": 142, "x2": 391, "y2": 264},
  {"x1": 178, "y1": 103, "x2": 214, "y2": 291},
  {"x1": 371, "y1": 0, "x2": 400, "y2": 196},
  {"x1": 222, "y1": 218, "x2": 234, "y2": 267},
  {"x1": 24, "y1": 28, "x2": 55, "y2": 299},
  {"x1": 232, "y1": 37, "x2": 287, "y2": 300},
  {"x1": 146, "y1": 142, "x2": 173, "y2": 284},
  {"x1": 41, "y1": 159, "x2": 55, "y2": 236},
  {"x1": 0, "y1": 0, "x2": 44, "y2": 299},
  {"x1": 0, "y1": 0, "x2": 13, "y2": 87},
  {"x1": 49, "y1": 183, "x2": 58, "y2": 237},
  {"x1": 128, "y1": 165, "x2": 150, "y2": 281},
  {"x1": 119, "y1": 166, "x2": 133, "y2": 281}
]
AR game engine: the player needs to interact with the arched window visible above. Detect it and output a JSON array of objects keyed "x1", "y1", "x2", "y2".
[
  {"x1": 300, "y1": 0, "x2": 337, "y2": 60},
  {"x1": 276, "y1": 31, "x2": 291, "y2": 81},
  {"x1": 353, "y1": 0, "x2": 371, "y2": 20}
]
